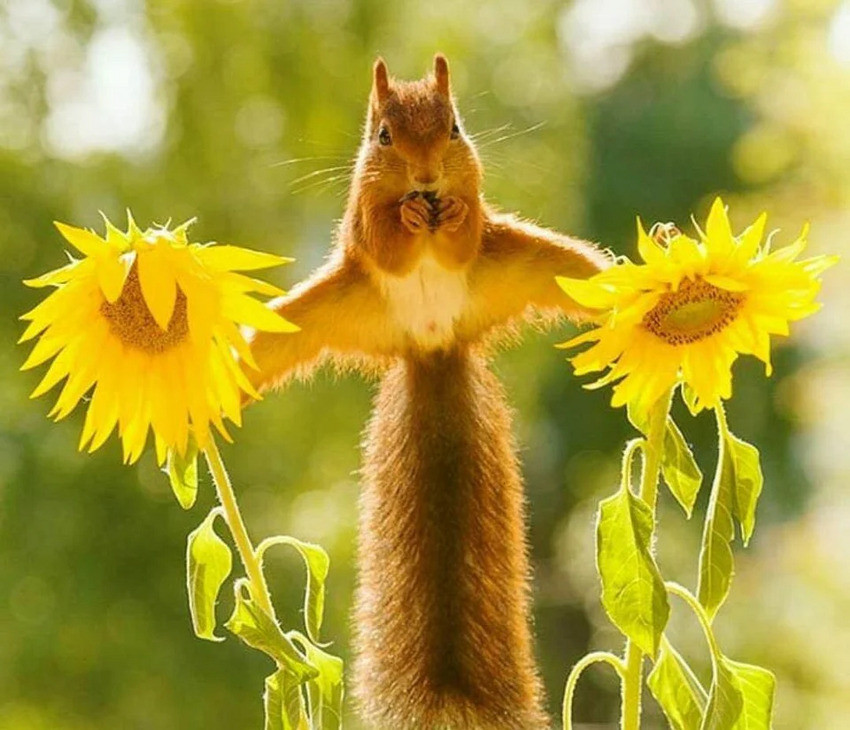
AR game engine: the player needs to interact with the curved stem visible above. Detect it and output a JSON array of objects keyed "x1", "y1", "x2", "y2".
[
  {"x1": 696, "y1": 401, "x2": 730, "y2": 623},
  {"x1": 621, "y1": 388, "x2": 674, "y2": 730},
  {"x1": 203, "y1": 436, "x2": 276, "y2": 619},
  {"x1": 563, "y1": 652, "x2": 627, "y2": 730},
  {"x1": 714, "y1": 401, "x2": 730, "y2": 440},
  {"x1": 621, "y1": 438, "x2": 646, "y2": 496},
  {"x1": 665, "y1": 581, "x2": 721, "y2": 664},
  {"x1": 638, "y1": 390, "x2": 673, "y2": 513}
]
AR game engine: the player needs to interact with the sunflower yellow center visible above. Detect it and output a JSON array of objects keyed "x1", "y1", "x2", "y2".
[
  {"x1": 101, "y1": 266, "x2": 188, "y2": 353},
  {"x1": 642, "y1": 278, "x2": 744, "y2": 345}
]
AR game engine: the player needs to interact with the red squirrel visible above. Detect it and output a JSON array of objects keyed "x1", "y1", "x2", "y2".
[{"x1": 247, "y1": 55, "x2": 610, "y2": 730}]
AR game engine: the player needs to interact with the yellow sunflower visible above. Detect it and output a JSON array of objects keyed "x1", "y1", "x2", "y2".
[
  {"x1": 20, "y1": 214, "x2": 297, "y2": 464},
  {"x1": 558, "y1": 197, "x2": 837, "y2": 413}
]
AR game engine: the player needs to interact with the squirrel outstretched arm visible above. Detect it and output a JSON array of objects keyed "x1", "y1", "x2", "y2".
[
  {"x1": 459, "y1": 208, "x2": 609, "y2": 339},
  {"x1": 247, "y1": 257, "x2": 398, "y2": 391}
]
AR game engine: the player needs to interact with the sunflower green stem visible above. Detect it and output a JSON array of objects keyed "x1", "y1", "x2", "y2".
[
  {"x1": 203, "y1": 436, "x2": 276, "y2": 619},
  {"x1": 563, "y1": 652, "x2": 627, "y2": 730},
  {"x1": 620, "y1": 388, "x2": 674, "y2": 730},
  {"x1": 665, "y1": 582, "x2": 721, "y2": 662}
]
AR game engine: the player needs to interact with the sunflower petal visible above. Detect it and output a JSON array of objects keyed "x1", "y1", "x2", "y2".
[
  {"x1": 636, "y1": 217, "x2": 664, "y2": 265},
  {"x1": 217, "y1": 336, "x2": 261, "y2": 400},
  {"x1": 556, "y1": 276, "x2": 618, "y2": 310},
  {"x1": 100, "y1": 211, "x2": 131, "y2": 250},
  {"x1": 703, "y1": 274, "x2": 749, "y2": 292},
  {"x1": 221, "y1": 294, "x2": 299, "y2": 332},
  {"x1": 54, "y1": 222, "x2": 109, "y2": 258},
  {"x1": 195, "y1": 245, "x2": 292, "y2": 271},
  {"x1": 705, "y1": 197, "x2": 734, "y2": 255},
  {"x1": 154, "y1": 434, "x2": 168, "y2": 467},
  {"x1": 555, "y1": 326, "x2": 602, "y2": 350},
  {"x1": 30, "y1": 344, "x2": 77, "y2": 398},
  {"x1": 23, "y1": 260, "x2": 83, "y2": 288},
  {"x1": 736, "y1": 212, "x2": 766, "y2": 260},
  {"x1": 97, "y1": 251, "x2": 134, "y2": 303},
  {"x1": 21, "y1": 333, "x2": 67, "y2": 370},
  {"x1": 137, "y1": 249, "x2": 178, "y2": 330},
  {"x1": 222, "y1": 272, "x2": 286, "y2": 297}
]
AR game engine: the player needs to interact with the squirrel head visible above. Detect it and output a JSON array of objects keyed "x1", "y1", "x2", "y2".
[{"x1": 357, "y1": 54, "x2": 482, "y2": 201}]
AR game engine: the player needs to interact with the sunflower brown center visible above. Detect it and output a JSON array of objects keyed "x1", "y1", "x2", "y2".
[
  {"x1": 642, "y1": 278, "x2": 744, "y2": 345},
  {"x1": 100, "y1": 265, "x2": 188, "y2": 353}
]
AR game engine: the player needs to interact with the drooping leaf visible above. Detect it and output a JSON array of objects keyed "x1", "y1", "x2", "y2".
[
  {"x1": 186, "y1": 508, "x2": 232, "y2": 641},
  {"x1": 724, "y1": 433, "x2": 763, "y2": 546},
  {"x1": 225, "y1": 579, "x2": 318, "y2": 682},
  {"x1": 627, "y1": 398, "x2": 651, "y2": 434},
  {"x1": 682, "y1": 384, "x2": 701, "y2": 416},
  {"x1": 648, "y1": 637, "x2": 707, "y2": 730},
  {"x1": 264, "y1": 669, "x2": 309, "y2": 730},
  {"x1": 701, "y1": 655, "x2": 775, "y2": 730},
  {"x1": 626, "y1": 403, "x2": 702, "y2": 518},
  {"x1": 702, "y1": 656, "x2": 744, "y2": 730},
  {"x1": 257, "y1": 536, "x2": 330, "y2": 644},
  {"x1": 697, "y1": 434, "x2": 736, "y2": 621},
  {"x1": 661, "y1": 419, "x2": 703, "y2": 518},
  {"x1": 725, "y1": 658, "x2": 775, "y2": 729},
  {"x1": 698, "y1": 419, "x2": 766, "y2": 620},
  {"x1": 596, "y1": 487, "x2": 670, "y2": 657},
  {"x1": 291, "y1": 632, "x2": 344, "y2": 730},
  {"x1": 166, "y1": 439, "x2": 199, "y2": 509}
]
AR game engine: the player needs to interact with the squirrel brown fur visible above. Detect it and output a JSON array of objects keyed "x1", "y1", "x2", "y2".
[{"x1": 247, "y1": 55, "x2": 610, "y2": 730}]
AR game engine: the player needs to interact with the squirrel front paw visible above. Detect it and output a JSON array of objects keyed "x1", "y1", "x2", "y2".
[
  {"x1": 434, "y1": 196, "x2": 469, "y2": 233},
  {"x1": 400, "y1": 196, "x2": 433, "y2": 234}
]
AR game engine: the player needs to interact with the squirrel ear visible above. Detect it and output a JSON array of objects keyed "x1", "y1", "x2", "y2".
[
  {"x1": 373, "y1": 58, "x2": 390, "y2": 103},
  {"x1": 433, "y1": 53, "x2": 450, "y2": 97}
]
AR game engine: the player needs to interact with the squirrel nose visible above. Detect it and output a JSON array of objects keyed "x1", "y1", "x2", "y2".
[{"x1": 411, "y1": 168, "x2": 441, "y2": 189}]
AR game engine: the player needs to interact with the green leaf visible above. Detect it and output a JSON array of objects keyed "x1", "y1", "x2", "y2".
[
  {"x1": 627, "y1": 404, "x2": 702, "y2": 518},
  {"x1": 648, "y1": 637, "x2": 707, "y2": 730},
  {"x1": 681, "y1": 384, "x2": 701, "y2": 416},
  {"x1": 726, "y1": 659, "x2": 775, "y2": 729},
  {"x1": 724, "y1": 433, "x2": 763, "y2": 546},
  {"x1": 225, "y1": 579, "x2": 319, "y2": 682},
  {"x1": 291, "y1": 633, "x2": 344, "y2": 730},
  {"x1": 698, "y1": 422, "x2": 765, "y2": 619},
  {"x1": 596, "y1": 487, "x2": 670, "y2": 657},
  {"x1": 702, "y1": 656, "x2": 744, "y2": 730},
  {"x1": 264, "y1": 669, "x2": 309, "y2": 730},
  {"x1": 697, "y1": 437, "x2": 736, "y2": 621},
  {"x1": 627, "y1": 399, "x2": 651, "y2": 434},
  {"x1": 257, "y1": 536, "x2": 330, "y2": 645},
  {"x1": 702, "y1": 656, "x2": 775, "y2": 730},
  {"x1": 186, "y1": 508, "x2": 232, "y2": 642},
  {"x1": 661, "y1": 419, "x2": 703, "y2": 518},
  {"x1": 166, "y1": 440, "x2": 199, "y2": 509}
]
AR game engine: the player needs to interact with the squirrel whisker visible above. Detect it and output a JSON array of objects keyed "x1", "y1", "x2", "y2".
[
  {"x1": 476, "y1": 121, "x2": 547, "y2": 149},
  {"x1": 269, "y1": 154, "x2": 349, "y2": 169},
  {"x1": 288, "y1": 165, "x2": 354, "y2": 187}
]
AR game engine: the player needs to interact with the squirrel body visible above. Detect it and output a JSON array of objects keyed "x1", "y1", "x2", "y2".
[
  {"x1": 380, "y1": 251, "x2": 468, "y2": 350},
  {"x1": 247, "y1": 55, "x2": 609, "y2": 729}
]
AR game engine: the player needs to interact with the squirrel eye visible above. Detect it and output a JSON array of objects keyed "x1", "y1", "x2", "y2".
[
  {"x1": 378, "y1": 126, "x2": 392, "y2": 146},
  {"x1": 450, "y1": 122, "x2": 460, "y2": 139}
]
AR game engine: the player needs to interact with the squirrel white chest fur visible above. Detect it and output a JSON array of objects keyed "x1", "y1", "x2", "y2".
[{"x1": 379, "y1": 253, "x2": 468, "y2": 351}]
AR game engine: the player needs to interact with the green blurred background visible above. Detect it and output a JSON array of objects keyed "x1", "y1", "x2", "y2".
[{"x1": 1, "y1": 0, "x2": 848, "y2": 728}]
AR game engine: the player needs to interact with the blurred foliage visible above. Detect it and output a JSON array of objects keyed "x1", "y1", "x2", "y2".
[{"x1": 1, "y1": 0, "x2": 848, "y2": 728}]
